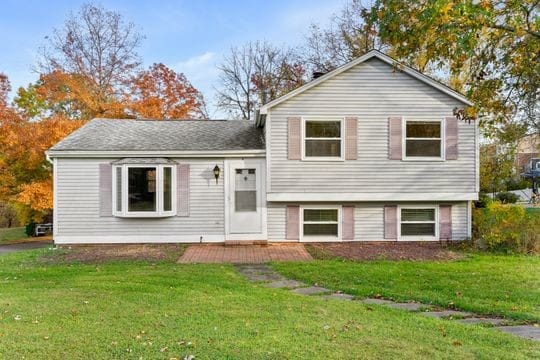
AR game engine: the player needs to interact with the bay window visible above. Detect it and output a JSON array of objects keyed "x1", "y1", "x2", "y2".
[{"x1": 113, "y1": 164, "x2": 176, "y2": 217}]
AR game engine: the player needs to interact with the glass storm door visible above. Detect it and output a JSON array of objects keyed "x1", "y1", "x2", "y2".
[{"x1": 228, "y1": 160, "x2": 262, "y2": 234}]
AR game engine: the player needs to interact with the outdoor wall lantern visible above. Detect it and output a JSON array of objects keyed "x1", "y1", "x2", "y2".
[{"x1": 213, "y1": 165, "x2": 220, "y2": 184}]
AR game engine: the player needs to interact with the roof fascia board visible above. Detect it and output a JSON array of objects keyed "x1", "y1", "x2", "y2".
[{"x1": 46, "y1": 149, "x2": 266, "y2": 158}]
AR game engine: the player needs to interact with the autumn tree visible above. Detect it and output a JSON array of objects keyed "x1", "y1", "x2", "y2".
[
  {"x1": 128, "y1": 63, "x2": 206, "y2": 119},
  {"x1": 364, "y1": 0, "x2": 540, "y2": 130},
  {"x1": 302, "y1": 0, "x2": 385, "y2": 73},
  {"x1": 216, "y1": 41, "x2": 306, "y2": 120},
  {"x1": 36, "y1": 3, "x2": 143, "y2": 119},
  {"x1": 0, "y1": 75, "x2": 84, "y2": 222}
]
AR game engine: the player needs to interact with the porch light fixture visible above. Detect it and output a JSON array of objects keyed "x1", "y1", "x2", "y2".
[{"x1": 213, "y1": 165, "x2": 220, "y2": 184}]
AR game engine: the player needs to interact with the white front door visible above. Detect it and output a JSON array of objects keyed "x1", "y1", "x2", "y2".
[{"x1": 226, "y1": 159, "x2": 265, "y2": 238}]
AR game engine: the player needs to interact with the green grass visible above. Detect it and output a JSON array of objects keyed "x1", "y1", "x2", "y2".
[
  {"x1": 0, "y1": 250, "x2": 538, "y2": 359},
  {"x1": 273, "y1": 254, "x2": 540, "y2": 322},
  {"x1": 0, "y1": 227, "x2": 27, "y2": 242}
]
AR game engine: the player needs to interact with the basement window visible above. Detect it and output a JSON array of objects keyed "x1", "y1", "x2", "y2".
[{"x1": 302, "y1": 208, "x2": 339, "y2": 238}]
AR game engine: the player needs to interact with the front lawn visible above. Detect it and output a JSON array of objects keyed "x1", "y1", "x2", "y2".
[
  {"x1": 0, "y1": 227, "x2": 26, "y2": 242},
  {"x1": 273, "y1": 254, "x2": 540, "y2": 322},
  {"x1": 0, "y1": 250, "x2": 537, "y2": 359}
]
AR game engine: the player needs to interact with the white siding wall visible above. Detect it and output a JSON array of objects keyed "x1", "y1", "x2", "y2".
[
  {"x1": 267, "y1": 202, "x2": 469, "y2": 241},
  {"x1": 267, "y1": 58, "x2": 477, "y2": 194},
  {"x1": 55, "y1": 158, "x2": 224, "y2": 243}
]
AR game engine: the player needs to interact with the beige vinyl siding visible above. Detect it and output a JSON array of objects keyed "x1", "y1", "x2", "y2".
[
  {"x1": 267, "y1": 202, "x2": 469, "y2": 241},
  {"x1": 268, "y1": 58, "x2": 477, "y2": 194},
  {"x1": 55, "y1": 158, "x2": 224, "y2": 239}
]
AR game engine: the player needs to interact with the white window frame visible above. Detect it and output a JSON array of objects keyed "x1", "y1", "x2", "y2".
[
  {"x1": 398, "y1": 204, "x2": 439, "y2": 241},
  {"x1": 301, "y1": 117, "x2": 345, "y2": 161},
  {"x1": 402, "y1": 118, "x2": 445, "y2": 161},
  {"x1": 112, "y1": 164, "x2": 176, "y2": 218},
  {"x1": 300, "y1": 205, "x2": 341, "y2": 241}
]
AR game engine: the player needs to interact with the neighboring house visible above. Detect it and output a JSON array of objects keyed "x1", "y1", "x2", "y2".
[
  {"x1": 516, "y1": 133, "x2": 539, "y2": 170},
  {"x1": 47, "y1": 50, "x2": 479, "y2": 244}
]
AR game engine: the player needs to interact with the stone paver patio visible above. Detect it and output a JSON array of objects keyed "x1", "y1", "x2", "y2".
[{"x1": 178, "y1": 244, "x2": 312, "y2": 264}]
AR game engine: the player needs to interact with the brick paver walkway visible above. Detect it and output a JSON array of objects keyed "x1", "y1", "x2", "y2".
[{"x1": 178, "y1": 244, "x2": 312, "y2": 263}]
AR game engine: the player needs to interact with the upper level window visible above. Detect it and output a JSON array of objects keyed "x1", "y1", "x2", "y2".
[
  {"x1": 304, "y1": 119, "x2": 343, "y2": 159},
  {"x1": 405, "y1": 120, "x2": 442, "y2": 158},
  {"x1": 113, "y1": 164, "x2": 175, "y2": 217}
]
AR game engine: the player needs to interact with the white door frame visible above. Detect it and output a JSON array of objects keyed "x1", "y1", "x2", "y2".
[{"x1": 224, "y1": 158, "x2": 267, "y2": 240}]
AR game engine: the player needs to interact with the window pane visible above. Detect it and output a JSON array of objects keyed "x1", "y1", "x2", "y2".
[
  {"x1": 128, "y1": 167, "x2": 156, "y2": 212},
  {"x1": 306, "y1": 121, "x2": 341, "y2": 138},
  {"x1": 406, "y1": 122, "x2": 441, "y2": 138},
  {"x1": 406, "y1": 139, "x2": 441, "y2": 157},
  {"x1": 163, "y1": 167, "x2": 172, "y2": 212},
  {"x1": 235, "y1": 169, "x2": 256, "y2": 212},
  {"x1": 235, "y1": 191, "x2": 256, "y2": 211},
  {"x1": 304, "y1": 223, "x2": 338, "y2": 236},
  {"x1": 401, "y1": 223, "x2": 435, "y2": 236},
  {"x1": 401, "y1": 208, "x2": 435, "y2": 221},
  {"x1": 304, "y1": 209, "x2": 338, "y2": 222},
  {"x1": 305, "y1": 139, "x2": 341, "y2": 157}
]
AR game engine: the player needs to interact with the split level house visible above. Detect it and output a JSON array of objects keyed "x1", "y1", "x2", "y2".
[{"x1": 46, "y1": 50, "x2": 479, "y2": 244}]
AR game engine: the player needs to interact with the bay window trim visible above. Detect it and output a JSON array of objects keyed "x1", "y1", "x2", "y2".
[
  {"x1": 402, "y1": 118, "x2": 445, "y2": 161},
  {"x1": 112, "y1": 164, "x2": 177, "y2": 218},
  {"x1": 398, "y1": 204, "x2": 439, "y2": 241},
  {"x1": 301, "y1": 116, "x2": 345, "y2": 161}
]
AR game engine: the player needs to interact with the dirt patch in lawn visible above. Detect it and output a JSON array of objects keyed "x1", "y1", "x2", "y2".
[
  {"x1": 43, "y1": 244, "x2": 185, "y2": 264},
  {"x1": 306, "y1": 242, "x2": 464, "y2": 261}
]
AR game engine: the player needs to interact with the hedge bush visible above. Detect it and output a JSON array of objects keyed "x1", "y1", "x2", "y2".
[
  {"x1": 473, "y1": 201, "x2": 539, "y2": 253},
  {"x1": 495, "y1": 191, "x2": 520, "y2": 204}
]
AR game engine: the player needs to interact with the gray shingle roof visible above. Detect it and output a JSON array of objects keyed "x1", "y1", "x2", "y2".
[{"x1": 50, "y1": 118, "x2": 265, "y2": 152}]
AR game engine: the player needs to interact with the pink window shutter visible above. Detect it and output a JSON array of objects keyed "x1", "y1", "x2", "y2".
[
  {"x1": 388, "y1": 117, "x2": 403, "y2": 160},
  {"x1": 288, "y1": 117, "x2": 301, "y2": 160},
  {"x1": 345, "y1": 117, "x2": 358, "y2": 160},
  {"x1": 286, "y1": 205, "x2": 300, "y2": 240},
  {"x1": 439, "y1": 205, "x2": 452, "y2": 240},
  {"x1": 384, "y1": 205, "x2": 397, "y2": 240},
  {"x1": 342, "y1": 206, "x2": 355, "y2": 240},
  {"x1": 177, "y1": 164, "x2": 190, "y2": 217},
  {"x1": 99, "y1": 164, "x2": 113, "y2": 217},
  {"x1": 445, "y1": 116, "x2": 458, "y2": 160}
]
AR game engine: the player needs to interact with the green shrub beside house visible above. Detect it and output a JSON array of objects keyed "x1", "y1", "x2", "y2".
[{"x1": 473, "y1": 201, "x2": 540, "y2": 253}]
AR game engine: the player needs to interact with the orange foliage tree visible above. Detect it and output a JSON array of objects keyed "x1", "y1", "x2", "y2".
[
  {"x1": 128, "y1": 63, "x2": 206, "y2": 119},
  {"x1": 0, "y1": 75, "x2": 84, "y2": 222}
]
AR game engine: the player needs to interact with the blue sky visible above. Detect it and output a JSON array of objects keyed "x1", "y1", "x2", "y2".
[{"x1": 0, "y1": 0, "x2": 349, "y2": 117}]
